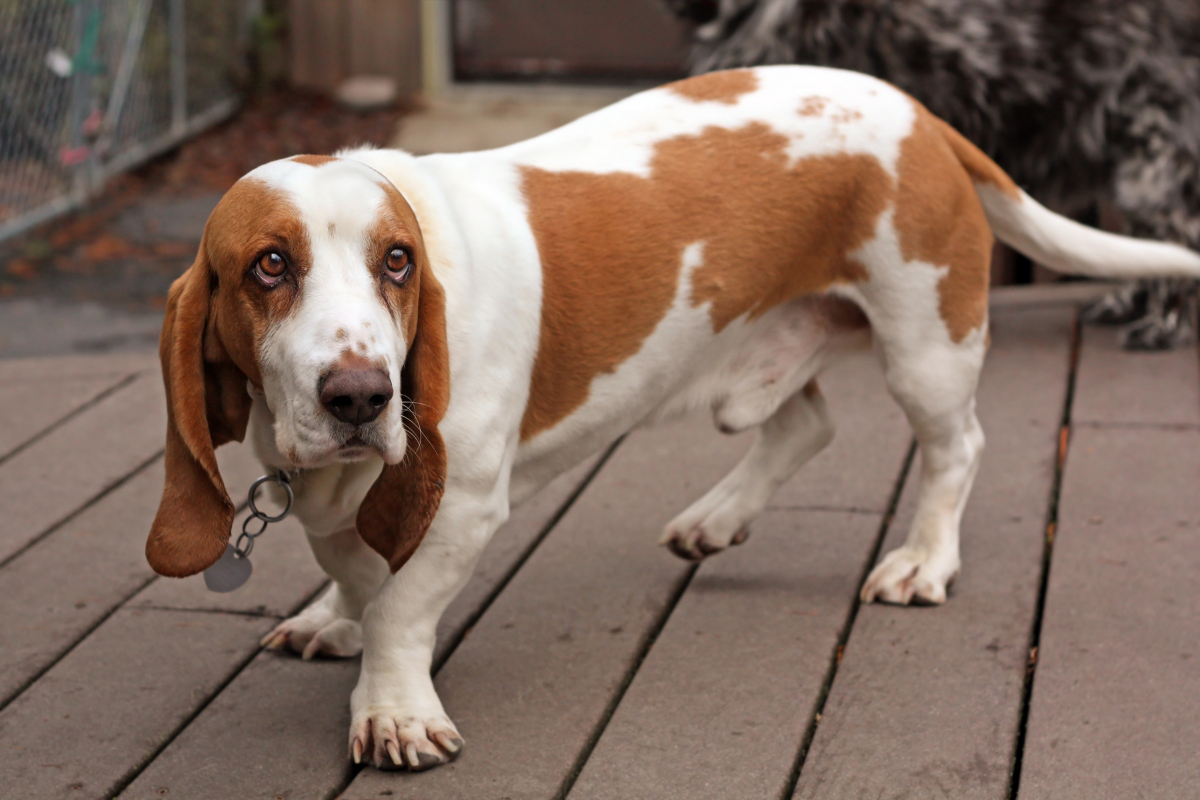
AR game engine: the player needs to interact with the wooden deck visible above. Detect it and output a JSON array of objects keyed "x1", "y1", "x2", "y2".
[{"x1": 1, "y1": 287, "x2": 1197, "y2": 800}]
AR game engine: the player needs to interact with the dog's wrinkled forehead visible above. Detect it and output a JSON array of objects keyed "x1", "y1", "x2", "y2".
[{"x1": 244, "y1": 156, "x2": 395, "y2": 234}]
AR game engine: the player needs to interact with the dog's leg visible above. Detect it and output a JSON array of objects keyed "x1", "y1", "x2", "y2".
[
  {"x1": 261, "y1": 527, "x2": 389, "y2": 659},
  {"x1": 662, "y1": 381, "x2": 834, "y2": 560},
  {"x1": 860, "y1": 335, "x2": 986, "y2": 605},
  {"x1": 349, "y1": 484, "x2": 507, "y2": 771}
]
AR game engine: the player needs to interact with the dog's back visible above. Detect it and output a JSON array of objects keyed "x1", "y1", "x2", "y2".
[{"x1": 669, "y1": 0, "x2": 1200, "y2": 348}]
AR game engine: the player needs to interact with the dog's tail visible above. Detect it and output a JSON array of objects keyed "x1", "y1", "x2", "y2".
[{"x1": 934, "y1": 118, "x2": 1200, "y2": 280}]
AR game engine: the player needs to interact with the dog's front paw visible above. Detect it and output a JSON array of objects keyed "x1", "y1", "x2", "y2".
[
  {"x1": 860, "y1": 547, "x2": 959, "y2": 605},
  {"x1": 349, "y1": 710, "x2": 463, "y2": 771},
  {"x1": 261, "y1": 591, "x2": 362, "y2": 659}
]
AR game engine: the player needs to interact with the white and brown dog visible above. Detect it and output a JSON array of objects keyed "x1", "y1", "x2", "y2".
[{"x1": 144, "y1": 66, "x2": 1200, "y2": 771}]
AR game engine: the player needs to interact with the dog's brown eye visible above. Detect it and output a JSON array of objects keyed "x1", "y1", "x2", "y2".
[
  {"x1": 254, "y1": 252, "x2": 287, "y2": 285},
  {"x1": 384, "y1": 247, "x2": 412, "y2": 283}
]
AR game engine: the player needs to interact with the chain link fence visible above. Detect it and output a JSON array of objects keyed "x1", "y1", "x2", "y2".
[{"x1": 0, "y1": 0, "x2": 256, "y2": 242}]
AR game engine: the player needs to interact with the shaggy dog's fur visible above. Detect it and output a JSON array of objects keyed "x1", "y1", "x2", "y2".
[{"x1": 665, "y1": 0, "x2": 1200, "y2": 349}]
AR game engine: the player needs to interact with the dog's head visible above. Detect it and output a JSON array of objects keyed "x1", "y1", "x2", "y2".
[{"x1": 146, "y1": 155, "x2": 449, "y2": 578}]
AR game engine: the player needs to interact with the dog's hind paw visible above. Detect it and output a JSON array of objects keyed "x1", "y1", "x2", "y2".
[{"x1": 860, "y1": 547, "x2": 959, "y2": 606}]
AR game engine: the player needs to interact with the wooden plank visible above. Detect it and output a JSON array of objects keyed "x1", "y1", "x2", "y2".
[
  {"x1": 0, "y1": 442, "x2": 271, "y2": 707},
  {"x1": 340, "y1": 351, "x2": 900, "y2": 800},
  {"x1": 123, "y1": 652, "x2": 360, "y2": 800},
  {"x1": 1018, "y1": 326, "x2": 1200, "y2": 798},
  {"x1": 1072, "y1": 325, "x2": 1200, "y2": 426},
  {"x1": 119, "y1": 452, "x2": 609, "y2": 799},
  {"x1": 0, "y1": 371, "x2": 166, "y2": 564},
  {"x1": 0, "y1": 443, "x2": 317, "y2": 800},
  {"x1": 0, "y1": 608, "x2": 273, "y2": 800},
  {"x1": 288, "y1": 0, "x2": 347, "y2": 92},
  {"x1": 0, "y1": 372, "x2": 133, "y2": 461},
  {"x1": 792, "y1": 306, "x2": 1073, "y2": 799},
  {"x1": 568, "y1": 515, "x2": 877, "y2": 800},
  {"x1": 0, "y1": 462, "x2": 164, "y2": 708},
  {"x1": 567, "y1": 355, "x2": 910, "y2": 799},
  {"x1": 0, "y1": 351, "x2": 157, "y2": 382},
  {"x1": 347, "y1": 0, "x2": 422, "y2": 97}
]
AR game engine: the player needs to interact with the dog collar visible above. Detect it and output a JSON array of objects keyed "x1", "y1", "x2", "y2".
[{"x1": 203, "y1": 470, "x2": 294, "y2": 593}]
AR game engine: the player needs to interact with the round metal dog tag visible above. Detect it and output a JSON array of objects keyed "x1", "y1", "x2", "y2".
[{"x1": 204, "y1": 544, "x2": 253, "y2": 593}]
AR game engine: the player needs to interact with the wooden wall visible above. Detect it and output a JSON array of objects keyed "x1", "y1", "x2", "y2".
[{"x1": 288, "y1": 0, "x2": 422, "y2": 95}]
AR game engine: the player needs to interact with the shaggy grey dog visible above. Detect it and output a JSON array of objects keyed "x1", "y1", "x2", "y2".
[{"x1": 665, "y1": 0, "x2": 1200, "y2": 349}]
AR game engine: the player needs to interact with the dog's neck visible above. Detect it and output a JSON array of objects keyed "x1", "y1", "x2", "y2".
[{"x1": 246, "y1": 394, "x2": 383, "y2": 537}]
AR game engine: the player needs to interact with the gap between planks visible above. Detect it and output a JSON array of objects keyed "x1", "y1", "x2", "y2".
[
  {"x1": 778, "y1": 439, "x2": 917, "y2": 799},
  {"x1": 1005, "y1": 313, "x2": 1077, "y2": 799},
  {"x1": 0, "y1": 455, "x2": 267, "y2": 717},
  {"x1": 100, "y1": 580, "x2": 333, "y2": 800}
]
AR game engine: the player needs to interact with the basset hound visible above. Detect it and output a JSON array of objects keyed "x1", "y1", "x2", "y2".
[{"x1": 145, "y1": 66, "x2": 1200, "y2": 771}]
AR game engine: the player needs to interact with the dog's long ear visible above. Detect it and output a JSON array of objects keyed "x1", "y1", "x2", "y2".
[
  {"x1": 146, "y1": 245, "x2": 252, "y2": 577},
  {"x1": 357, "y1": 264, "x2": 450, "y2": 573}
]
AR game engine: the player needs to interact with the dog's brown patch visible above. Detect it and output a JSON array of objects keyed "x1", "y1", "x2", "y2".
[
  {"x1": 799, "y1": 96, "x2": 829, "y2": 116},
  {"x1": 666, "y1": 69, "x2": 759, "y2": 104},
  {"x1": 291, "y1": 154, "x2": 338, "y2": 167},
  {"x1": 146, "y1": 176, "x2": 312, "y2": 577},
  {"x1": 895, "y1": 107, "x2": 994, "y2": 342},
  {"x1": 931, "y1": 116, "x2": 1020, "y2": 199},
  {"x1": 519, "y1": 123, "x2": 891, "y2": 440},
  {"x1": 362, "y1": 184, "x2": 427, "y2": 345},
  {"x1": 204, "y1": 179, "x2": 311, "y2": 356}
]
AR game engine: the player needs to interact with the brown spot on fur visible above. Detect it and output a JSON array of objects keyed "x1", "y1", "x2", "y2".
[
  {"x1": 336, "y1": 328, "x2": 347, "y2": 340},
  {"x1": 332, "y1": 349, "x2": 382, "y2": 373},
  {"x1": 895, "y1": 106, "x2": 994, "y2": 342},
  {"x1": 291, "y1": 154, "x2": 338, "y2": 167},
  {"x1": 666, "y1": 69, "x2": 758, "y2": 104},
  {"x1": 519, "y1": 123, "x2": 890, "y2": 440},
  {"x1": 798, "y1": 96, "x2": 829, "y2": 116},
  {"x1": 931, "y1": 116, "x2": 1020, "y2": 199},
  {"x1": 202, "y1": 178, "x2": 313, "y2": 373}
]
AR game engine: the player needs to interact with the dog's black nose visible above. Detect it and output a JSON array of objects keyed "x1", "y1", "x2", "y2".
[{"x1": 320, "y1": 368, "x2": 393, "y2": 426}]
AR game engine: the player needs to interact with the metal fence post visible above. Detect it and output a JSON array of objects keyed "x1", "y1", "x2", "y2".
[{"x1": 170, "y1": 0, "x2": 188, "y2": 134}]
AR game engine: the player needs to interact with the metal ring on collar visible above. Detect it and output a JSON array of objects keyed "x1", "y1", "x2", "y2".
[
  {"x1": 241, "y1": 514, "x2": 268, "y2": 538},
  {"x1": 234, "y1": 531, "x2": 256, "y2": 558},
  {"x1": 247, "y1": 472, "x2": 294, "y2": 523}
]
